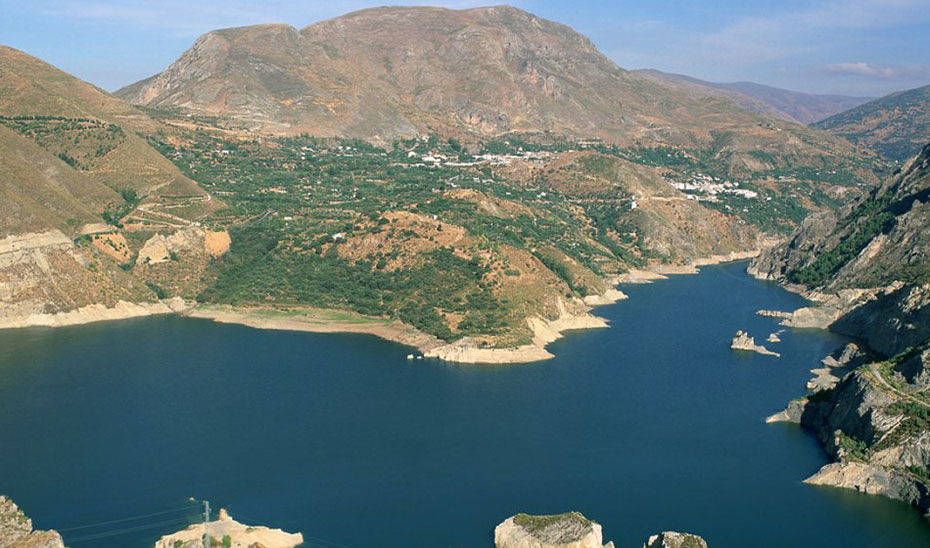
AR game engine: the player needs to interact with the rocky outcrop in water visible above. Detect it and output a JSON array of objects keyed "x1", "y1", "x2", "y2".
[
  {"x1": 494, "y1": 513, "x2": 707, "y2": 548},
  {"x1": 0, "y1": 497, "x2": 64, "y2": 548},
  {"x1": 495, "y1": 513, "x2": 611, "y2": 548},
  {"x1": 730, "y1": 330, "x2": 780, "y2": 357},
  {"x1": 644, "y1": 532, "x2": 709, "y2": 548}
]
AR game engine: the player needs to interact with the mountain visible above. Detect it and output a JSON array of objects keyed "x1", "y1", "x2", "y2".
[
  {"x1": 636, "y1": 69, "x2": 873, "y2": 124},
  {"x1": 116, "y1": 6, "x2": 869, "y2": 177},
  {"x1": 0, "y1": 46, "x2": 224, "y2": 326},
  {"x1": 814, "y1": 84, "x2": 930, "y2": 162}
]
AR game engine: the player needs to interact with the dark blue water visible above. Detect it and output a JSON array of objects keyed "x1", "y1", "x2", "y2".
[{"x1": 1, "y1": 262, "x2": 929, "y2": 547}]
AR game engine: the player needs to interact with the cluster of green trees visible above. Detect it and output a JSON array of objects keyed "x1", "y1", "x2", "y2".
[{"x1": 0, "y1": 115, "x2": 124, "y2": 170}]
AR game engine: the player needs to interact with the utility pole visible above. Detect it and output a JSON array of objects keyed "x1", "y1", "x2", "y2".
[{"x1": 203, "y1": 500, "x2": 211, "y2": 548}]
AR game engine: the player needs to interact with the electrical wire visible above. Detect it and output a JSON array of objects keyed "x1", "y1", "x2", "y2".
[{"x1": 59, "y1": 504, "x2": 199, "y2": 532}]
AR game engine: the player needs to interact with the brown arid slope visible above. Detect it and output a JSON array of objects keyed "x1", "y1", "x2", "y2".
[
  {"x1": 116, "y1": 6, "x2": 872, "y2": 177},
  {"x1": 0, "y1": 47, "x2": 227, "y2": 327}
]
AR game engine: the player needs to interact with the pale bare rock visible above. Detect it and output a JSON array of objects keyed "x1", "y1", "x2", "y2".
[
  {"x1": 644, "y1": 531, "x2": 709, "y2": 548},
  {"x1": 0, "y1": 496, "x2": 64, "y2": 548},
  {"x1": 154, "y1": 510, "x2": 302, "y2": 548},
  {"x1": 731, "y1": 330, "x2": 781, "y2": 357},
  {"x1": 138, "y1": 226, "x2": 227, "y2": 265},
  {"x1": 426, "y1": 297, "x2": 609, "y2": 364},
  {"x1": 766, "y1": 398, "x2": 807, "y2": 424},
  {"x1": 756, "y1": 309, "x2": 792, "y2": 320},
  {"x1": 0, "y1": 298, "x2": 188, "y2": 329},
  {"x1": 582, "y1": 288, "x2": 628, "y2": 306},
  {"x1": 615, "y1": 269, "x2": 668, "y2": 284},
  {"x1": 804, "y1": 462, "x2": 926, "y2": 506},
  {"x1": 188, "y1": 306, "x2": 438, "y2": 350},
  {"x1": 767, "y1": 332, "x2": 782, "y2": 343}
]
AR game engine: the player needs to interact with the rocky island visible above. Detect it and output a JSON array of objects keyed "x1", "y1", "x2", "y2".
[
  {"x1": 730, "y1": 330, "x2": 781, "y2": 357},
  {"x1": 494, "y1": 512, "x2": 706, "y2": 548}
]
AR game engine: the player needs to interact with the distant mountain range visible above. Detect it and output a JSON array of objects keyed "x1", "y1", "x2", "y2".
[
  {"x1": 634, "y1": 69, "x2": 874, "y2": 125},
  {"x1": 814, "y1": 84, "x2": 930, "y2": 162}
]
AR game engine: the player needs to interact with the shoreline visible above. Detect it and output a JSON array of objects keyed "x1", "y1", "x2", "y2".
[{"x1": 0, "y1": 250, "x2": 763, "y2": 364}]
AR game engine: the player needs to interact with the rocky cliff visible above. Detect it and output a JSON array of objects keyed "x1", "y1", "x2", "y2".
[{"x1": 755, "y1": 142, "x2": 930, "y2": 515}]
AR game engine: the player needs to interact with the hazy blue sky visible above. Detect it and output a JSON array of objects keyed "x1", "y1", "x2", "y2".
[{"x1": 1, "y1": 0, "x2": 928, "y2": 96}]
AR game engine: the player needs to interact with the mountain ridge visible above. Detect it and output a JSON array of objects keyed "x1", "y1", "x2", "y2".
[
  {"x1": 814, "y1": 84, "x2": 930, "y2": 162},
  {"x1": 635, "y1": 69, "x2": 874, "y2": 124}
]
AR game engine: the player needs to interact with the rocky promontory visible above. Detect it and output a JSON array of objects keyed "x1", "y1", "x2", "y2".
[
  {"x1": 155, "y1": 509, "x2": 303, "y2": 548},
  {"x1": 0, "y1": 496, "x2": 64, "y2": 548},
  {"x1": 494, "y1": 512, "x2": 707, "y2": 548}
]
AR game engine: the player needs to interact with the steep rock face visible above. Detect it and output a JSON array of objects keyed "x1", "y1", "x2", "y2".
[
  {"x1": 802, "y1": 370, "x2": 897, "y2": 448},
  {"x1": 117, "y1": 7, "x2": 867, "y2": 176},
  {"x1": 0, "y1": 230, "x2": 156, "y2": 324},
  {"x1": 0, "y1": 497, "x2": 64, "y2": 548},
  {"x1": 831, "y1": 283, "x2": 930, "y2": 357}
]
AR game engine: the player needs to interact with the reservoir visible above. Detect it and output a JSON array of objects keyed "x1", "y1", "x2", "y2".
[{"x1": 1, "y1": 262, "x2": 929, "y2": 547}]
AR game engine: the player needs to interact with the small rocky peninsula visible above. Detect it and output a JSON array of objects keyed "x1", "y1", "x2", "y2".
[{"x1": 155, "y1": 509, "x2": 303, "y2": 548}]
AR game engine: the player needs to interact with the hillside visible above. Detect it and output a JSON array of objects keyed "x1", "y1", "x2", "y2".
[
  {"x1": 0, "y1": 46, "x2": 226, "y2": 326},
  {"x1": 815, "y1": 84, "x2": 930, "y2": 162},
  {"x1": 636, "y1": 69, "x2": 873, "y2": 124},
  {"x1": 116, "y1": 6, "x2": 875, "y2": 179},
  {"x1": 154, "y1": 130, "x2": 758, "y2": 357},
  {"x1": 750, "y1": 141, "x2": 930, "y2": 290}
]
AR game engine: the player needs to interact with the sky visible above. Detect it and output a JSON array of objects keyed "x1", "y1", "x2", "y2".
[{"x1": 1, "y1": 0, "x2": 929, "y2": 97}]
